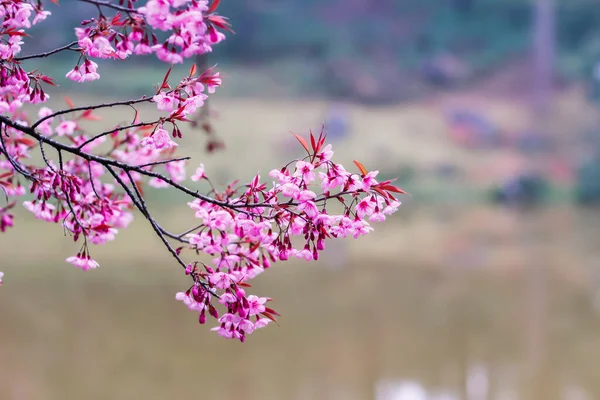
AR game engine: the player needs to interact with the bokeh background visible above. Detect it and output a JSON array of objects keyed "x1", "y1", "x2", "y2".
[{"x1": 3, "y1": 0, "x2": 600, "y2": 399}]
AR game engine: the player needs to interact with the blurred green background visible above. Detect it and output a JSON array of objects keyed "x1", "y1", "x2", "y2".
[{"x1": 3, "y1": 0, "x2": 600, "y2": 399}]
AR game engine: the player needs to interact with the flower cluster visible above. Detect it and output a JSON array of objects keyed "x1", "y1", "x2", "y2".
[
  {"x1": 66, "y1": 0, "x2": 230, "y2": 81},
  {"x1": 0, "y1": 1, "x2": 403, "y2": 341},
  {"x1": 173, "y1": 130, "x2": 403, "y2": 341}
]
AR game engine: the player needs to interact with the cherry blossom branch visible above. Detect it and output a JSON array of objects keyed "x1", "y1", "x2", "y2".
[
  {"x1": 135, "y1": 157, "x2": 191, "y2": 169},
  {"x1": 32, "y1": 97, "x2": 151, "y2": 130},
  {"x1": 0, "y1": 0, "x2": 402, "y2": 341},
  {"x1": 78, "y1": 0, "x2": 138, "y2": 13},
  {"x1": 15, "y1": 41, "x2": 79, "y2": 61},
  {"x1": 0, "y1": 123, "x2": 35, "y2": 181},
  {"x1": 77, "y1": 120, "x2": 160, "y2": 150},
  {"x1": 104, "y1": 165, "x2": 214, "y2": 296},
  {"x1": 0, "y1": 115, "x2": 244, "y2": 209}
]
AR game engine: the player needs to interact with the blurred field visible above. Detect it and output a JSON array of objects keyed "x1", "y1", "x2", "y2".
[
  {"x1": 2, "y1": 204, "x2": 600, "y2": 399},
  {"x1": 3, "y1": 92, "x2": 600, "y2": 399},
  {"x1": 38, "y1": 84, "x2": 594, "y2": 194}
]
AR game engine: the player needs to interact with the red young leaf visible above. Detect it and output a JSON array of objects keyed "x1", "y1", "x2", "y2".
[
  {"x1": 189, "y1": 63, "x2": 197, "y2": 77},
  {"x1": 249, "y1": 242, "x2": 260, "y2": 253},
  {"x1": 292, "y1": 133, "x2": 310, "y2": 154},
  {"x1": 207, "y1": 15, "x2": 233, "y2": 31},
  {"x1": 80, "y1": 109, "x2": 101, "y2": 121},
  {"x1": 264, "y1": 307, "x2": 281, "y2": 316},
  {"x1": 160, "y1": 67, "x2": 172, "y2": 90},
  {"x1": 353, "y1": 160, "x2": 368, "y2": 176},
  {"x1": 373, "y1": 187, "x2": 390, "y2": 199},
  {"x1": 40, "y1": 75, "x2": 57, "y2": 86},
  {"x1": 64, "y1": 96, "x2": 74, "y2": 108},
  {"x1": 0, "y1": 172, "x2": 13, "y2": 179},
  {"x1": 309, "y1": 129, "x2": 316, "y2": 152},
  {"x1": 16, "y1": 137, "x2": 36, "y2": 147},
  {"x1": 261, "y1": 312, "x2": 279, "y2": 325},
  {"x1": 380, "y1": 184, "x2": 407, "y2": 195},
  {"x1": 208, "y1": 0, "x2": 221, "y2": 14}
]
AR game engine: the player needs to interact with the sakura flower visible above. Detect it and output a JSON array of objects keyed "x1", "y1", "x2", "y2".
[
  {"x1": 56, "y1": 120, "x2": 77, "y2": 136},
  {"x1": 141, "y1": 125, "x2": 178, "y2": 149},
  {"x1": 65, "y1": 66, "x2": 82, "y2": 82},
  {"x1": 361, "y1": 171, "x2": 379, "y2": 191},
  {"x1": 153, "y1": 92, "x2": 177, "y2": 112},
  {"x1": 66, "y1": 255, "x2": 100, "y2": 271},
  {"x1": 190, "y1": 163, "x2": 206, "y2": 181},
  {"x1": 293, "y1": 161, "x2": 316, "y2": 183}
]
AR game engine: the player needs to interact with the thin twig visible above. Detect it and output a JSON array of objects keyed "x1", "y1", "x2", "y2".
[
  {"x1": 32, "y1": 97, "x2": 150, "y2": 130},
  {"x1": 77, "y1": 120, "x2": 159, "y2": 150},
  {"x1": 135, "y1": 156, "x2": 190, "y2": 169},
  {"x1": 78, "y1": 0, "x2": 138, "y2": 13},
  {"x1": 15, "y1": 41, "x2": 79, "y2": 61}
]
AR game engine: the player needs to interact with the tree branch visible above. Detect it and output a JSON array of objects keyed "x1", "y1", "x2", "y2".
[
  {"x1": 15, "y1": 41, "x2": 79, "y2": 61},
  {"x1": 78, "y1": 0, "x2": 139, "y2": 13},
  {"x1": 32, "y1": 97, "x2": 151, "y2": 130}
]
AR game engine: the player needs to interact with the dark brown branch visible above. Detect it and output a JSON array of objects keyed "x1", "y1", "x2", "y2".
[
  {"x1": 0, "y1": 123, "x2": 35, "y2": 181},
  {"x1": 77, "y1": 120, "x2": 159, "y2": 150},
  {"x1": 15, "y1": 41, "x2": 79, "y2": 61},
  {"x1": 78, "y1": 0, "x2": 138, "y2": 13},
  {"x1": 135, "y1": 156, "x2": 190, "y2": 169},
  {"x1": 32, "y1": 97, "x2": 151, "y2": 130},
  {"x1": 0, "y1": 115, "x2": 260, "y2": 210},
  {"x1": 106, "y1": 165, "x2": 213, "y2": 295}
]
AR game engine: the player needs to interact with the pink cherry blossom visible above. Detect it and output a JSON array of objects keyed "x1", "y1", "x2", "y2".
[
  {"x1": 0, "y1": 0, "x2": 402, "y2": 342},
  {"x1": 66, "y1": 255, "x2": 100, "y2": 271},
  {"x1": 56, "y1": 121, "x2": 77, "y2": 136},
  {"x1": 190, "y1": 163, "x2": 206, "y2": 181}
]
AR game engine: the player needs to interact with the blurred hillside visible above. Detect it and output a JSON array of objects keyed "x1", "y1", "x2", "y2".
[{"x1": 25, "y1": 0, "x2": 600, "y2": 102}]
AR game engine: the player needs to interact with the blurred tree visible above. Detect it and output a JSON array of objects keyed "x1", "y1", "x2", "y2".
[{"x1": 532, "y1": 0, "x2": 556, "y2": 115}]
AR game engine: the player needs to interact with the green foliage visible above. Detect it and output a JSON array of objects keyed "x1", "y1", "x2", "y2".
[{"x1": 29, "y1": 0, "x2": 600, "y2": 98}]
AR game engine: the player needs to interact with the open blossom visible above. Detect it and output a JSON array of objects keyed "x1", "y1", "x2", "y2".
[
  {"x1": 153, "y1": 92, "x2": 177, "y2": 111},
  {"x1": 56, "y1": 121, "x2": 77, "y2": 136},
  {"x1": 140, "y1": 125, "x2": 178, "y2": 149},
  {"x1": 66, "y1": 255, "x2": 100, "y2": 271},
  {"x1": 190, "y1": 164, "x2": 206, "y2": 181},
  {"x1": 293, "y1": 161, "x2": 316, "y2": 183}
]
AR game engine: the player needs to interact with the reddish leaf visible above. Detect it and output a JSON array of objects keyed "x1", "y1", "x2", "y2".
[
  {"x1": 260, "y1": 312, "x2": 279, "y2": 325},
  {"x1": 207, "y1": 15, "x2": 233, "y2": 31},
  {"x1": 0, "y1": 172, "x2": 13, "y2": 180},
  {"x1": 353, "y1": 160, "x2": 368, "y2": 176},
  {"x1": 189, "y1": 63, "x2": 197, "y2": 77},
  {"x1": 380, "y1": 184, "x2": 407, "y2": 195},
  {"x1": 111, "y1": 13, "x2": 122, "y2": 26},
  {"x1": 134, "y1": 181, "x2": 145, "y2": 197},
  {"x1": 373, "y1": 187, "x2": 390, "y2": 199},
  {"x1": 16, "y1": 137, "x2": 36, "y2": 147},
  {"x1": 309, "y1": 129, "x2": 316, "y2": 152},
  {"x1": 64, "y1": 96, "x2": 74, "y2": 108},
  {"x1": 291, "y1": 133, "x2": 310, "y2": 154},
  {"x1": 160, "y1": 67, "x2": 172, "y2": 90},
  {"x1": 40, "y1": 75, "x2": 57, "y2": 86},
  {"x1": 264, "y1": 307, "x2": 281, "y2": 316},
  {"x1": 249, "y1": 242, "x2": 260, "y2": 253},
  {"x1": 80, "y1": 109, "x2": 101, "y2": 121},
  {"x1": 208, "y1": 0, "x2": 221, "y2": 14}
]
